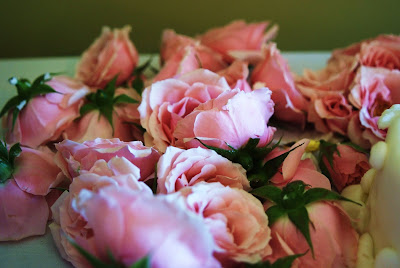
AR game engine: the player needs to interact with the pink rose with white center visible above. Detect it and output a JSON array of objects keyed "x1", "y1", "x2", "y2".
[
  {"x1": 323, "y1": 144, "x2": 370, "y2": 192},
  {"x1": 5, "y1": 76, "x2": 89, "y2": 148},
  {"x1": 157, "y1": 146, "x2": 249, "y2": 194},
  {"x1": 265, "y1": 202, "x2": 359, "y2": 268},
  {"x1": 76, "y1": 26, "x2": 139, "y2": 88},
  {"x1": 181, "y1": 182, "x2": 272, "y2": 265},
  {"x1": 55, "y1": 138, "x2": 160, "y2": 181},
  {"x1": 199, "y1": 20, "x2": 278, "y2": 64},
  {"x1": 251, "y1": 43, "x2": 308, "y2": 128},
  {"x1": 138, "y1": 69, "x2": 230, "y2": 152},
  {"x1": 174, "y1": 88, "x2": 275, "y2": 150},
  {"x1": 307, "y1": 93, "x2": 354, "y2": 135}
]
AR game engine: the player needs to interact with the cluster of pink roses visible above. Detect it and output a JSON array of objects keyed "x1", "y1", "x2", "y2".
[{"x1": 0, "y1": 20, "x2": 384, "y2": 267}]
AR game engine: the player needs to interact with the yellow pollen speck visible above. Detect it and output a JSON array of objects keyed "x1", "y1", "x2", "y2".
[{"x1": 305, "y1": 140, "x2": 320, "y2": 152}]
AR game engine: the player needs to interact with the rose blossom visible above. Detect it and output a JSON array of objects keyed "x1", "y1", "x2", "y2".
[
  {"x1": 217, "y1": 60, "x2": 252, "y2": 92},
  {"x1": 199, "y1": 20, "x2": 278, "y2": 64},
  {"x1": 50, "y1": 173, "x2": 152, "y2": 268},
  {"x1": 55, "y1": 138, "x2": 160, "y2": 181},
  {"x1": 4, "y1": 76, "x2": 89, "y2": 148},
  {"x1": 360, "y1": 35, "x2": 400, "y2": 70},
  {"x1": 265, "y1": 202, "x2": 359, "y2": 268},
  {"x1": 348, "y1": 66, "x2": 400, "y2": 145},
  {"x1": 174, "y1": 88, "x2": 275, "y2": 150},
  {"x1": 269, "y1": 139, "x2": 331, "y2": 189},
  {"x1": 180, "y1": 182, "x2": 272, "y2": 265},
  {"x1": 138, "y1": 69, "x2": 231, "y2": 152},
  {"x1": 76, "y1": 26, "x2": 139, "y2": 88},
  {"x1": 307, "y1": 93, "x2": 354, "y2": 135},
  {"x1": 251, "y1": 43, "x2": 308, "y2": 128},
  {"x1": 323, "y1": 144, "x2": 370, "y2": 192},
  {"x1": 157, "y1": 146, "x2": 249, "y2": 194}
]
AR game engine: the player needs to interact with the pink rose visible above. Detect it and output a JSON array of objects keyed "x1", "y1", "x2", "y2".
[
  {"x1": 50, "y1": 173, "x2": 152, "y2": 267},
  {"x1": 138, "y1": 69, "x2": 230, "y2": 152},
  {"x1": 269, "y1": 139, "x2": 331, "y2": 190},
  {"x1": 174, "y1": 88, "x2": 275, "y2": 150},
  {"x1": 348, "y1": 66, "x2": 400, "y2": 144},
  {"x1": 323, "y1": 144, "x2": 370, "y2": 192},
  {"x1": 199, "y1": 20, "x2": 278, "y2": 64},
  {"x1": 157, "y1": 146, "x2": 249, "y2": 194},
  {"x1": 295, "y1": 54, "x2": 358, "y2": 99},
  {"x1": 0, "y1": 180, "x2": 48, "y2": 241},
  {"x1": 251, "y1": 43, "x2": 308, "y2": 128},
  {"x1": 5, "y1": 76, "x2": 89, "y2": 148},
  {"x1": 217, "y1": 60, "x2": 252, "y2": 91},
  {"x1": 181, "y1": 182, "x2": 272, "y2": 264},
  {"x1": 55, "y1": 138, "x2": 160, "y2": 181},
  {"x1": 160, "y1": 29, "x2": 227, "y2": 71},
  {"x1": 265, "y1": 202, "x2": 358, "y2": 268},
  {"x1": 76, "y1": 26, "x2": 139, "y2": 88},
  {"x1": 360, "y1": 35, "x2": 400, "y2": 70},
  {"x1": 307, "y1": 93, "x2": 354, "y2": 135}
]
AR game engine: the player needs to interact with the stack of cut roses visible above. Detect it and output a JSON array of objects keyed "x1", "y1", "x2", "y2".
[{"x1": 1, "y1": 20, "x2": 396, "y2": 268}]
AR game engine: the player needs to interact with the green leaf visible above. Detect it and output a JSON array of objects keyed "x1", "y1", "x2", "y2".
[
  {"x1": 303, "y1": 187, "x2": 362, "y2": 206},
  {"x1": 288, "y1": 207, "x2": 314, "y2": 257},
  {"x1": 250, "y1": 185, "x2": 282, "y2": 204},
  {"x1": 266, "y1": 205, "x2": 287, "y2": 225},
  {"x1": 8, "y1": 143, "x2": 21, "y2": 167},
  {"x1": 113, "y1": 94, "x2": 138, "y2": 105},
  {"x1": 129, "y1": 256, "x2": 151, "y2": 268}
]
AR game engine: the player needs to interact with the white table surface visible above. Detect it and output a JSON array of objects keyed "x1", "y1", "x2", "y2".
[{"x1": 0, "y1": 52, "x2": 330, "y2": 268}]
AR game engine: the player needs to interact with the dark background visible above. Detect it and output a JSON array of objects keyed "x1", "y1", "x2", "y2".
[{"x1": 1, "y1": 0, "x2": 399, "y2": 58}]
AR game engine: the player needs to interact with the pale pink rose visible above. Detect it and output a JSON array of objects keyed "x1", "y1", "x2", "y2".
[
  {"x1": 50, "y1": 173, "x2": 152, "y2": 268},
  {"x1": 5, "y1": 76, "x2": 89, "y2": 148},
  {"x1": 348, "y1": 66, "x2": 400, "y2": 144},
  {"x1": 269, "y1": 139, "x2": 331, "y2": 190},
  {"x1": 13, "y1": 146, "x2": 63, "y2": 196},
  {"x1": 160, "y1": 29, "x2": 227, "y2": 71},
  {"x1": 174, "y1": 88, "x2": 275, "y2": 150},
  {"x1": 307, "y1": 93, "x2": 354, "y2": 135},
  {"x1": 323, "y1": 144, "x2": 370, "y2": 192},
  {"x1": 0, "y1": 179, "x2": 48, "y2": 241},
  {"x1": 295, "y1": 54, "x2": 358, "y2": 99},
  {"x1": 251, "y1": 43, "x2": 308, "y2": 128},
  {"x1": 360, "y1": 35, "x2": 400, "y2": 70},
  {"x1": 138, "y1": 69, "x2": 230, "y2": 152},
  {"x1": 217, "y1": 60, "x2": 252, "y2": 91},
  {"x1": 199, "y1": 20, "x2": 278, "y2": 64},
  {"x1": 181, "y1": 182, "x2": 272, "y2": 264},
  {"x1": 157, "y1": 146, "x2": 249, "y2": 194},
  {"x1": 76, "y1": 26, "x2": 139, "y2": 88},
  {"x1": 265, "y1": 202, "x2": 359, "y2": 268},
  {"x1": 55, "y1": 138, "x2": 160, "y2": 181},
  {"x1": 347, "y1": 112, "x2": 380, "y2": 149}
]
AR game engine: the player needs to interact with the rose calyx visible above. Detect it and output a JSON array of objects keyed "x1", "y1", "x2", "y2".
[{"x1": 0, "y1": 140, "x2": 21, "y2": 183}]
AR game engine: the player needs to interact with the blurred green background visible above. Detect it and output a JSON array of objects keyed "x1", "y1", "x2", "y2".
[{"x1": 0, "y1": 0, "x2": 399, "y2": 58}]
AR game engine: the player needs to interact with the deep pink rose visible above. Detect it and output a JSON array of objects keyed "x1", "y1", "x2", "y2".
[
  {"x1": 360, "y1": 35, "x2": 400, "y2": 70},
  {"x1": 181, "y1": 182, "x2": 272, "y2": 264},
  {"x1": 307, "y1": 93, "x2": 354, "y2": 135},
  {"x1": 55, "y1": 138, "x2": 160, "y2": 181},
  {"x1": 269, "y1": 139, "x2": 331, "y2": 190},
  {"x1": 174, "y1": 88, "x2": 275, "y2": 150},
  {"x1": 0, "y1": 180, "x2": 48, "y2": 241},
  {"x1": 348, "y1": 66, "x2": 400, "y2": 144},
  {"x1": 50, "y1": 173, "x2": 152, "y2": 268},
  {"x1": 76, "y1": 26, "x2": 139, "y2": 88},
  {"x1": 138, "y1": 69, "x2": 230, "y2": 152},
  {"x1": 160, "y1": 29, "x2": 227, "y2": 71},
  {"x1": 323, "y1": 144, "x2": 370, "y2": 192},
  {"x1": 199, "y1": 20, "x2": 278, "y2": 64},
  {"x1": 265, "y1": 202, "x2": 358, "y2": 268},
  {"x1": 157, "y1": 146, "x2": 249, "y2": 194},
  {"x1": 295, "y1": 54, "x2": 358, "y2": 99},
  {"x1": 251, "y1": 43, "x2": 308, "y2": 128},
  {"x1": 5, "y1": 76, "x2": 89, "y2": 148},
  {"x1": 217, "y1": 60, "x2": 252, "y2": 91}
]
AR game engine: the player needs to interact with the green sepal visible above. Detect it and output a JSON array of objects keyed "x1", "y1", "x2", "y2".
[
  {"x1": 130, "y1": 58, "x2": 153, "y2": 96},
  {"x1": 152, "y1": 163, "x2": 158, "y2": 195},
  {"x1": 8, "y1": 142, "x2": 22, "y2": 167},
  {"x1": 67, "y1": 236, "x2": 112, "y2": 268},
  {"x1": 245, "y1": 251, "x2": 308, "y2": 268},
  {"x1": 266, "y1": 205, "x2": 287, "y2": 225},
  {"x1": 113, "y1": 94, "x2": 138, "y2": 105},
  {"x1": 340, "y1": 141, "x2": 369, "y2": 154},
  {"x1": 0, "y1": 141, "x2": 21, "y2": 184},
  {"x1": 304, "y1": 187, "x2": 362, "y2": 206},
  {"x1": 79, "y1": 103, "x2": 98, "y2": 117},
  {"x1": 250, "y1": 185, "x2": 282, "y2": 205},
  {"x1": 0, "y1": 161, "x2": 13, "y2": 183},
  {"x1": 317, "y1": 140, "x2": 339, "y2": 180},
  {"x1": 129, "y1": 256, "x2": 150, "y2": 268},
  {"x1": 288, "y1": 207, "x2": 314, "y2": 257}
]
